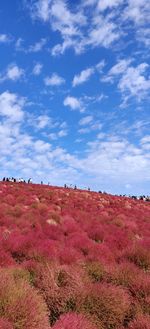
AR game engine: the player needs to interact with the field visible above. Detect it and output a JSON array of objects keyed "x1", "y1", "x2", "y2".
[{"x1": 0, "y1": 182, "x2": 150, "y2": 329}]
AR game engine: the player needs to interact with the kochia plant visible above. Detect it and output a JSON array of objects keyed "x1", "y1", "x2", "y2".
[
  {"x1": 53, "y1": 312, "x2": 98, "y2": 329},
  {"x1": 0, "y1": 268, "x2": 50, "y2": 329}
]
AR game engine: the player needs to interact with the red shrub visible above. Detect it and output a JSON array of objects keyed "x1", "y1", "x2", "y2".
[
  {"x1": 67, "y1": 232, "x2": 92, "y2": 256},
  {"x1": 58, "y1": 246, "x2": 83, "y2": 265},
  {"x1": 87, "y1": 242, "x2": 115, "y2": 264},
  {"x1": 84, "y1": 261, "x2": 107, "y2": 283},
  {"x1": 52, "y1": 312, "x2": 98, "y2": 329},
  {"x1": 77, "y1": 283, "x2": 131, "y2": 328},
  {"x1": 0, "y1": 268, "x2": 50, "y2": 329},
  {"x1": 125, "y1": 243, "x2": 150, "y2": 271},
  {"x1": 0, "y1": 318, "x2": 13, "y2": 329},
  {"x1": 0, "y1": 247, "x2": 15, "y2": 267},
  {"x1": 108, "y1": 261, "x2": 141, "y2": 288},
  {"x1": 28, "y1": 261, "x2": 87, "y2": 325},
  {"x1": 128, "y1": 315, "x2": 150, "y2": 329},
  {"x1": 129, "y1": 273, "x2": 150, "y2": 301}
]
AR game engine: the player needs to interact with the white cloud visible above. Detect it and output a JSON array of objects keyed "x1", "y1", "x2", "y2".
[
  {"x1": 118, "y1": 63, "x2": 150, "y2": 102},
  {"x1": 0, "y1": 91, "x2": 25, "y2": 122},
  {"x1": 32, "y1": 0, "x2": 51, "y2": 22},
  {"x1": 44, "y1": 73, "x2": 65, "y2": 86},
  {"x1": 27, "y1": 113, "x2": 59, "y2": 131},
  {"x1": 108, "y1": 59, "x2": 132, "y2": 77},
  {"x1": 7, "y1": 64, "x2": 24, "y2": 81},
  {"x1": 51, "y1": 0, "x2": 86, "y2": 35},
  {"x1": 79, "y1": 115, "x2": 93, "y2": 126},
  {"x1": 15, "y1": 38, "x2": 23, "y2": 50},
  {"x1": 0, "y1": 34, "x2": 11, "y2": 43},
  {"x1": 36, "y1": 115, "x2": 51, "y2": 129},
  {"x1": 140, "y1": 135, "x2": 150, "y2": 151},
  {"x1": 0, "y1": 64, "x2": 24, "y2": 82},
  {"x1": 124, "y1": 0, "x2": 150, "y2": 26},
  {"x1": 103, "y1": 59, "x2": 150, "y2": 104},
  {"x1": 78, "y1": 117, "x2": 102, "y2": 134},
  {"x1": 58, "y1": 129, "x2": 68, "y2": 137},
  {"x1": 0, "y1": 101, "x2": 149, "y2": 193},
  {"x1": 72, "y1": 67, "x2": 94, "y2": 87},
  {"x1": 29, "y1": 0, "x2": 120, "y2": 55},
  {"x1": 72, "y1": 60, "x2": 105, "y2": 87},
  {"x1": 140, "y1": 135, "x2": 150, "y2": 145},
  {"x1": 64, "y1": 96, "x2": 83, "y2": 112},
  {"x1": 16, "y1": 38, "x2": 47, "y2": 53},
  {"x1": 60, "y1": 121, "x2": 67, "y2": 129},
  {"x1": 34, "y1": 140, "x2": 51, "y2": 153},
  {"x1": 78, "y1": 127, "x2": 91, "y2": 134},
  {"x1": 96, "y1": 59, "x2": 106, "y2": 73},
  {"x1": 32, "y1": 63, "x2": 43, "y2": 75},
  {"x1": 86, "y1": 16, "x2": 121, "y2": 49},
  {"x1": 28, "y1": 38, "x2": 47, "y2": 52},
  {"x1": 97, "y1": 0, "x2": 123, "y2": 12},
  {"x1": 80, "y1": 136, "x2": 150, "y2": 190},
  {"x1": 123, "y1": 0, "x2": 150, "y2": 46},
  {"x1": 28, "y1": 0, "x2": 149, "y2": 56}
]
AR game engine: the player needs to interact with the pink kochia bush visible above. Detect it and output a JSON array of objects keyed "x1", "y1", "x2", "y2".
[
  {"x1": 0, "y1": 182, "x2": 150, "y2": 328},
  {"x1": 127, "y1": 315, "x2": 150, "y2": 329},
  {"x1": 0, "y1": 318, "x2": 13, "y2": 329},
  {"x1": 53, "y1": 312, "x2": 97, "y2": 329},
  {"x1": 0, "y1": 268, "x2": 50, "y2": 329},
  {"x1": 77, "y1": 283, "x2": 131, "y2": 328}
]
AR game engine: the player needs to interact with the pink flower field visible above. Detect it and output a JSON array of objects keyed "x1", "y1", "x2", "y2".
[{"x1": 0, "y1": 182, "x2": 150, "y2": 329}]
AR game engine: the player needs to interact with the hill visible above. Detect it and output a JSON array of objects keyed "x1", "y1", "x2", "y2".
[{"x1": 0, "y1": 182, "x2": 150, "y2": 329}]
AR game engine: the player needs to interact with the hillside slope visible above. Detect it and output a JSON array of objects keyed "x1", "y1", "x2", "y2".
[{"x1": 0, "y1": 182, "x2": 150, "y2": 329}]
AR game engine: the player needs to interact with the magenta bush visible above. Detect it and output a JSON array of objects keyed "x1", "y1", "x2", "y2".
[
  {"x1": 128, "y1": 315, "x2": 150, "y2": 329},
  {"x1": 77, "y1": 283, "x2": 131, "y2": 328},
  {"x1": 0, "y1": 268, "x2": 50, "y2": 329},
  {"x1": 0, "y1": 318, "x2": 13, "y2": 329},
  {"x1": 52, "y1": 312, "x2": 97, "y2": 329}
]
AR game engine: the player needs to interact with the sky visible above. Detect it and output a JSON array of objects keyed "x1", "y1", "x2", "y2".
[{"x1": 0, "y1": 0, "x2": 150, "y2": 195}]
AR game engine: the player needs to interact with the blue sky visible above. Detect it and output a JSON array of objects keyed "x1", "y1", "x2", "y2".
[{"x1": 0, "y1": 0, "x2": 150, "y2": 195}]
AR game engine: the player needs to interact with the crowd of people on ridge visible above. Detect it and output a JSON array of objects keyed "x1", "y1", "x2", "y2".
[
  {"x1": 2, "y1": 177, "x2": 32, "y2": 184},
  {"x1": 1, "y1": 177, "x2": 150, "y2": 202}
]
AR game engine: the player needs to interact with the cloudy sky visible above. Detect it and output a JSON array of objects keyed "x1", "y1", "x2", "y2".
[{"x1": 0, "y1": 0, "x2": 150, "y2": 194}]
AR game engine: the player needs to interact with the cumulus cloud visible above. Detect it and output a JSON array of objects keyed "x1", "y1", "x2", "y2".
[
  {"x1": 36, "y1": 115, "x2": 51, "y2": 129},
  {"x1": 72, "y1": 60, "x2": 105, "y2": 87},
  {"x1": 80, "y1": 135, "x2": 150, "y2": 192},
  {"x1": 79, "y1": 115, "x2": 93, "y2": 125},
  {"x1": 123, "y1": 0, "x2": 150, "y2": 26},
  {"x1": 44, "y1": 73, "x2": 65, "y2": 86},
  {"x1": 58, "y1": 129, "x2": 68, "y2": 137},
  {"x1": 96, "y1": 59, "x2": 106, "y2": 73},
  {"x1": 72, "y1": 67, "x2": 94, "y2": 87},
  {"x1": 27, "y1": 0, "x2": 150, "y2": 56},
  {"x1": 28, "y1": 38, "x2": 47, "y2": 52},
  {"x1": 32, "y1": 0, "x2": 51, "y2": 22},
  {"x1": 0, "y1": 34, "x2": 11, "y2": 43},
  {"x1": 0, "y1": 94, "x2": 149, "y2": 193},
  {"x1": 118, "y1": 63, "x2": 150, "y2": 102},
  {"x1": 97, "y1": 0, "x2": 123, "y2": 12},
  {"x1": 106, "y1": 59, "x2": 132, "y2": 79},
  {"x1": 78, "y1": 116, "x2": 102, "y2": 134},
  {"x1": 32, "y1": 63, "x2": 43, "y2": 75},
  {"x1": 15, "y1": 38, "x2": 47, "y2": 53},
  {"x1": 0, "y1": 91, "x2": 25, "y2": 122},
  {"x1": 0, "y1": 64, "x2": 24, "y2": 82},
  {"x1": 140, "y1": 135, "x2": 150, "y2": 144},
  {"x1": 28, "y1": 0, "x2": 122, "y2": 55},
  {"x1": 64, "y1": 96, "x2": 83, "y2": 112},
  {"x1": 103, "y1": 59, "x2": 150, "y2": 104}
]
